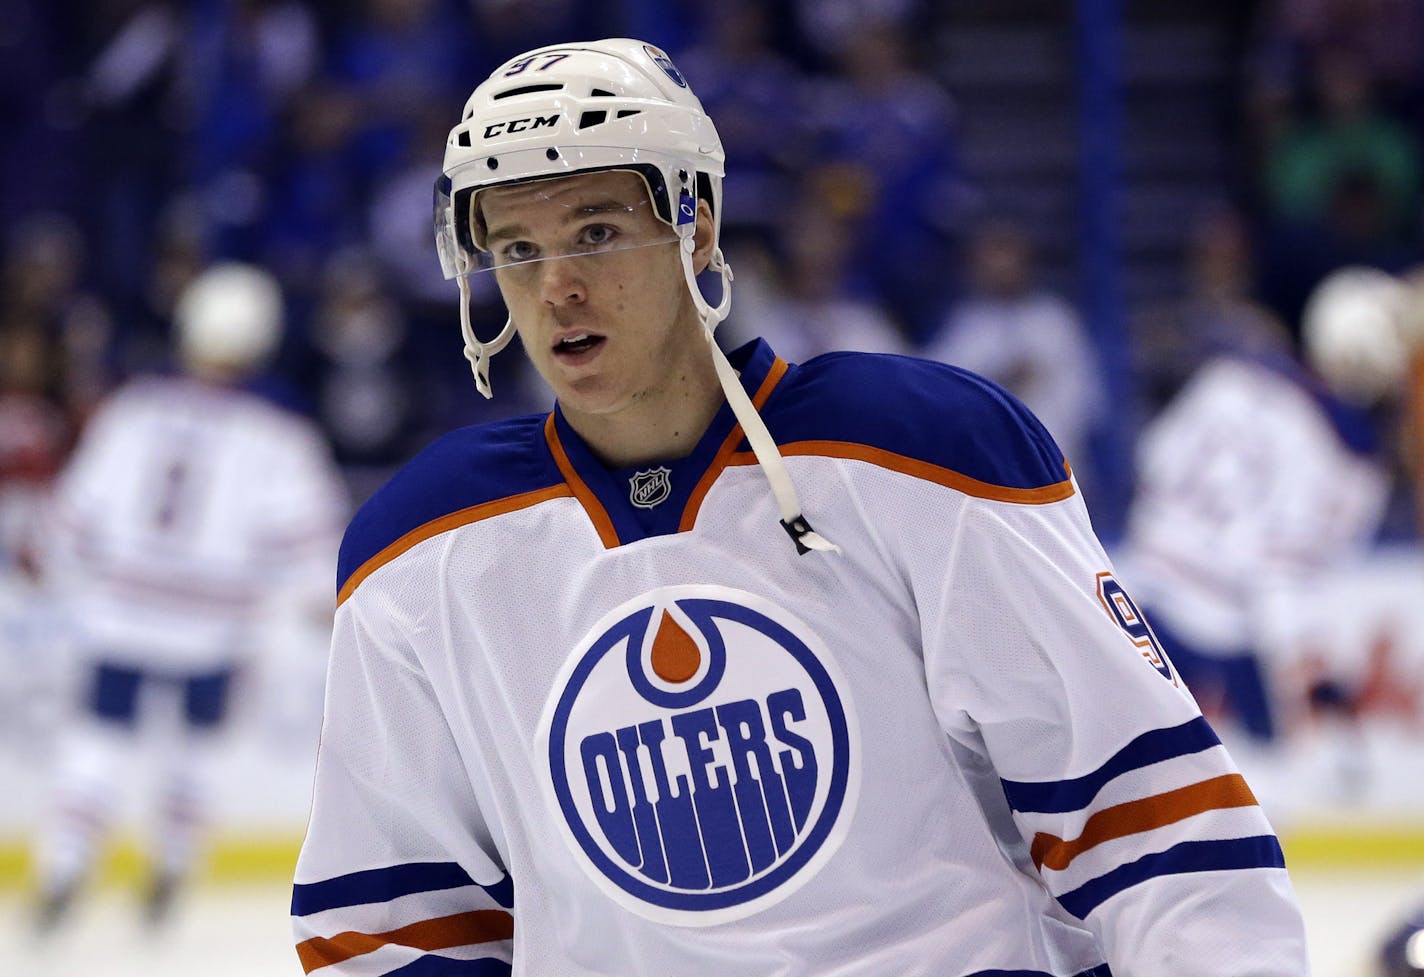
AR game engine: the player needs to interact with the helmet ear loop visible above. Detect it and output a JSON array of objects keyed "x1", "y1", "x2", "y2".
[
  {"x1": 458, "y1": 271, "x2": 517, "y2": 399},
  {"x1": 678, "y1": 232, "x2": 732, "y2": 339}
]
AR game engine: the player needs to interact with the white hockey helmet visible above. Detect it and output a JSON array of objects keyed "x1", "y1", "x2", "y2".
[
  {"x1": 1301, "y1": 266, "x2": 1409, "y2": 404},
  {"x1": 434, "y1": 38, "x2": 731, "y2": 399},
  {"x1": 174, "y1": 262, "x2": 283, "y2": 374}
]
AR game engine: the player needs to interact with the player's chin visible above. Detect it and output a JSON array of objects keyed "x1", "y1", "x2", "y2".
[{"x1": 555, "y1": 375, "x2": 632, "y2": 416}]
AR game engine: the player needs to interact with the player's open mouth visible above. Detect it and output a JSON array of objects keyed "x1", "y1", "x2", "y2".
[{"x1": 552, "y1": 333, "x2": 606, "y2": 359}]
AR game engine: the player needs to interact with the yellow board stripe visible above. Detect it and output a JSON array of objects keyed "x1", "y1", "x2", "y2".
[
  {"x1": 2, "y1": 822, "x2": 1423, "y2": 889},
  {"x1": 0, "y1": 833, "x2": 302, "y2": 889}
]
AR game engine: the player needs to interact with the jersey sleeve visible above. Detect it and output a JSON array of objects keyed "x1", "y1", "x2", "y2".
[
  {"x1": 922, "y1": 488, "x2": 1310, "y2": 975},
  {"x1": 292, "y1": 587, "x2": 515, "y2": 976}
]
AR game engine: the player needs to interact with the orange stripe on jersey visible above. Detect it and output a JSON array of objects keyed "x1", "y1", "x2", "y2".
[
  {"x1": 724, "y1": 440, "x2": 1076, "y2": 505},
  {"x1": 1029, "y1": 773, "x2": 1258, "y2": 872},
  {"x1": 543, "y1": 414, "x2": 621, "y2": 549},
  {"x1": 296, "y1": 909, "x2": 514, "y2": 972},
  {"x1": 678, "y1": 357, "x2": 789, "y2": 532},
  {"x1": 337, "y1": 484, "x2": 572, "y2": 606}
]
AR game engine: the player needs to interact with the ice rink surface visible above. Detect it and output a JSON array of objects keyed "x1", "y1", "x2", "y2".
[{"x1": 1, "y1": 869, "x2": 1420, "y2": 977}]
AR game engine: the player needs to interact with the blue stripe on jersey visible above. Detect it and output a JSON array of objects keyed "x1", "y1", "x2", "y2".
[
  {"x1": 336, "y1": 413, "x2": 561, "y2": 596},
  {"x1": 1055, "y1": 834, "x2": 1286, "y2": 919},
  {"x1": 384, "y1": 956, "x2": 512, "y2": 976},
  {"x1": 1000, "y1": 717, "x2": 1221, "y2": 814},
  {"x1": 761, "y1": 348, "x2": 1068, "y2": 492},
  {"x1": 292, "y1": 861, "x2": 511, "y2": 916}
]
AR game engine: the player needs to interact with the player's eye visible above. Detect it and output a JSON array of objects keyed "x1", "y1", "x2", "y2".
[
  {"x1": 577, "y1": 224, "x2": 618, "y2": 249},
  {"x1": 498, "y1": 240, "x2": 538, "y2": 264}
]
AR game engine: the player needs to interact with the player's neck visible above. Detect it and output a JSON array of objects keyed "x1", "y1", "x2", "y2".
[{"x1": 563, "y1": 355, "x2": 725, "y2": 469}]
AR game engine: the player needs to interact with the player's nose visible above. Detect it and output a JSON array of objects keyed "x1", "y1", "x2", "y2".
[{"x1": 538, "y1": 256, "x2": 587, "y2": 307}]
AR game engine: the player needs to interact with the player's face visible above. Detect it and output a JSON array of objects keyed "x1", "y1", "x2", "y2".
[{"x1": 478, "y1": 170, "x2": 711, "y2": 419}]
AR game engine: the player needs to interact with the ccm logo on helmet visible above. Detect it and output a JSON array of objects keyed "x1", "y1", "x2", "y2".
[{"x1": 483, "y1": 114, "x2": 559, "y2": 139}]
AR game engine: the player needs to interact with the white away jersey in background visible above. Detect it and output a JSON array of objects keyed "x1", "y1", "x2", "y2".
[
  {"x1": 293, "y1": 340, "x2": 1309, "y2": 977},
  {"x1": 1120, "y1": 353, "x2": 1389, "y2": 654},
  {"x1": 45, "y1": 376, "x2": 347, "y2": 669}
]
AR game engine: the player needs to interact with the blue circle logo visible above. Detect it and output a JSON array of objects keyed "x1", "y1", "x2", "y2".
[
  {"x1": 643, "y1": 44, "x2": 688, "y2": 88},
  {"x1": 538, "y1": 585, "x2": 859, "y2": 925}
]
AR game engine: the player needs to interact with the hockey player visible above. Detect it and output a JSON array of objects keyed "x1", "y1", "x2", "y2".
[
  {"x1": 32, "y1": 263, "x2": 348, "y2": 929},
  {"x1": 1116, "y1": 266, "x2": 1403, "y2": 748},
  {"x1": 292, "y1": 39, "x2": 1309, "y2": 976}
]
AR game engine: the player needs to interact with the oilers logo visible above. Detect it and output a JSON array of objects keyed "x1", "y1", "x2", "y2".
[{"x1": 537, "y1": 585, "x2": 860, "y2": 926}]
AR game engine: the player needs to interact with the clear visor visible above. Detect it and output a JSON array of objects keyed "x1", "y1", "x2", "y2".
[
  {"x1": 436, "y1": 184, "x2": 682, "y2": 281},
  {"x1": 434, "y1": 150, "x2": 699, "y2": 280}
]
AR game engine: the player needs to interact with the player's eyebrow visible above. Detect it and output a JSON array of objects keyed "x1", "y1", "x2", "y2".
[{"x1": 484, "y1": 198, "x2": 637, "y2": 246}]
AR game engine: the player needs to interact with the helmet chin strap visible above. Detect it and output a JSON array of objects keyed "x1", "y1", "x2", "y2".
[
  {"x1": 677, "y1": 237, "x2": 840, "y2": 556},
  {"x1": 458, "y1": 272, "x2": 517, "y2": 399}
]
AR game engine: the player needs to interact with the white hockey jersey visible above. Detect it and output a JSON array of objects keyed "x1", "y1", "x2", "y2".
[
  {"x1": 293, "y1": 341, "x2": 1308, "y2": 977},
  {"x1": 1120, "y1": 353, "x2": 1389, "y2": 654},
  {"x1": 44, "y1": 376, "x2": 347, "y2": 670}
]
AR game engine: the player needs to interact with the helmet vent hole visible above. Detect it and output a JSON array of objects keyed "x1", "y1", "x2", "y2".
[
  {"x1": 546, "y1": 148, "x2": 559, "y2": 160},
  {"x1": 487, "y1": 158, "x2": 499, "y2": 170},
  {"x1": 493, "y1": 83, "x2": 563, "y2": 100},
  {"x1": 457, "y1": 131, "x2": 472, "y2": 147},
  {"x1": 616, "y1": 109, "x2": 641, "y2": 119},
  {"x1": 590, "y1": 88, "x2": 616, "y2": 97},
  {"x1": 577, "y1": 110, "x2": 607, "y2": 129}
]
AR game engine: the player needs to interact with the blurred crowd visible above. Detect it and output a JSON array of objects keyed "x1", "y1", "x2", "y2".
[{"x1": 2, "y1": 0, "x2": 1424, "y2": 540}]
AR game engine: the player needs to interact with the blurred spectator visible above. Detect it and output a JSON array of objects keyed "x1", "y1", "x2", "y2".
[
  {"x1": 1116, "y1": 268, "x2": 1407, "y2": 758},
  {"x1": 63, "y1": 1, "x2": 191, "y2": 316},
  {"x1": 0, "y1": 213, "x2": 116, "y2": 420},
  {"x1": 923, "y1": 219, "x2": 1103, "y2": 485},
  {"x1": 790, "y1": 0, "x2": 923, "y2": 68},
  {"x1": 261, "y1": 82, "x2": 366, "y2": 291},
  {"x1": 1263, "y1": 47, "x2": 1421, "y2": 233},
  {"x1": 0, "y1": 0, "x2": 82, "y2": 226},
  {"x1": 1249, "y1": 0, "x2": 1424, "y2": 118},
  {"x1": 365, "y1": 108, "x2": 461, "y2": 310},
  {"x1": 1133, "y1": 208, "x2": 1292, "y2": 418},
  {"x1": 467, "y1": 0, "x2": 609, "y2": 66},
  {"x1": 721, "y1": 176, "x2": 908, "y2": 363},
  {"x1": 30, "y1": 263, "x2": 347, "y2": 932},
  {"x1": 676, "y1": 1, "x2": 809, "y2": 252},
  {"x1": 188, "y1": 0, "x2": 321, "y2": 258},
  {"x1": 1253, "y1": 44, "x2": 1424, "y2": 328},
  {"x1": 326, "y1": 0, "x2": 475, "y2": 187},
  {"x1": 301, "y1": 250, "x2": 424, "y2": 497},
  {"x1": 802, "y1": 20, "x2": 967, "y2": 342}
]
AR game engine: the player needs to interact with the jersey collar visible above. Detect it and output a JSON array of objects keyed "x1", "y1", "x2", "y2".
[{"x1": 543, "y1": 339, "x2": 787, "y2": 547}]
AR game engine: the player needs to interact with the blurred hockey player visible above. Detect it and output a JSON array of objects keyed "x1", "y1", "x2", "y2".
[
  {"x1": 292, "y1": 38, "x2": 1307, "y2": 976},
  {"x1": 32, "y1": 263, "x2": 348, "y2": 930},
  {"x1": 1117, "y1": 266, "x2": 1408, "y2": 748}
]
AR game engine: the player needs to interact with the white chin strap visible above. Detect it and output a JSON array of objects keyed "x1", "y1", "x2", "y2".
[
  {"x1": 458, "y1": 272, "x2": 517, "y2": 399},
  {"x1": 677, "y1": 238, "x2": 839, "y2": 556}
]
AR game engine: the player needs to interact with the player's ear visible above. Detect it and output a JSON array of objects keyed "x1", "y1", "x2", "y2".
[{"x1": 691, "y1": 199, "x2": 715, "y2": 275}]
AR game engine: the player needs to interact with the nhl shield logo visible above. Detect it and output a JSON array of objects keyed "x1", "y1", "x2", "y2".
[
  {"x1": 629, "y1": 466, "x2": 671, "y2": 509},
  {"x1": 536, "y1": 585, "x2": 861, "y2": 926}
]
